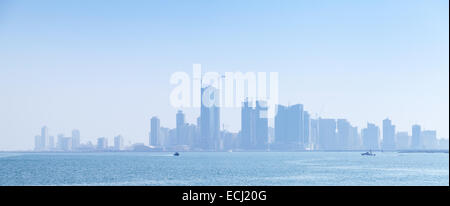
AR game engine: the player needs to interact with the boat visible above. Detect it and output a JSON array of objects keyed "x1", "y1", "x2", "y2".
[
  {"x1": 361, "y1": 150, "x2": 376, "y2": 156},
  {"x1": 173, "y1": 152, "x2": 180, "y2": 156}
]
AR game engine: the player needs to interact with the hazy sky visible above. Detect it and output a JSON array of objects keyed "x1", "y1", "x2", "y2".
[{"x1": 0, "y1": 0, "x2": 448, "y2": 150}]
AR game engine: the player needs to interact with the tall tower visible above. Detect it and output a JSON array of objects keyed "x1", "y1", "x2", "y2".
[
  {"x1": 382, "y1": 118, "x2": 396, "y2": 150},
  {"x1": 240, "y1": 100, "x2": 268, "y2": 150},
  {"x1": 40, "y1": 126, "x2": 48, "y2": 150},
  {"x1": 150, "y1": 117, "x2": 160, "y2": 146},
  {"x1": 200, "y1": 86, "x2": 220, "y2": 150},
  {"x1": 71, "y1": 129, "x2": 80, "y2": 150},
  {"x1": 411, "y1": 125, "x2": 421, "y2": 149},
  {"x1": 176, "y1": 110, "x2": 185, "y2": 145}
]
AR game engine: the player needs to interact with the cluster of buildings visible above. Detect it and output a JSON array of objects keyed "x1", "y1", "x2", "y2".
[
  {"x1": 35, "y1": 85, "x2": 448, "y2": 152},
  {"x1": 148, "y1": 87, "x2": 448, "y2": 152},
  {"x1": 34, "y1": 127, "x2": 125, "y2": 152}
]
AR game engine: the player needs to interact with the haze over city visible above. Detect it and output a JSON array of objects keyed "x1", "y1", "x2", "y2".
[{"x1": 0, "y1": 0, "x2": 448, "y2": 150}]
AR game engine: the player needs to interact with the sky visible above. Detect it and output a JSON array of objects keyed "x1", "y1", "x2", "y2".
[{"x1": 0, "y1": 0, "x2": 448, "y2": 150}]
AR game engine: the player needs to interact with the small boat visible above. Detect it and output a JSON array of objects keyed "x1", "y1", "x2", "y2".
[
  {"x1": 361, "y1": 150, "x2": 376, "y2": 156},
  {"x1": 173, "y1": 152, "x2": 180, "y2": 156}
]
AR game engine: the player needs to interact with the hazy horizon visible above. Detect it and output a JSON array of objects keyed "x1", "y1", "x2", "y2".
[{"x1": 0, "y1": 0, "x2": 448, "y2": 150}]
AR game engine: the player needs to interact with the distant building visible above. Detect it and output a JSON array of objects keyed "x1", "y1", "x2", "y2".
[
  {"x1": 438, "y1": 139, "x2": 449, "y2": 150},
  {"x1": 72, "y1": 129, "x2": 80, "y2": 150},
  {"x1": 310, "y1": 119, "x2": 319, "y2": 150},
  {"x1": 337, "y1": 119, "x2": 351, "y2": 150},
  {"x1": 275, "y1": 104, "x2": 304, "y2": 149},
  {"x1": 241, "y1": 100, "x2": 268, "y2": 150},
  {"x1": 34, "y1": 126, "x2": 49, "y2": 151},
  {"x1": 421, "y1": 130, "x2": 437, "y2": 149},
  {"x1": 184, "y1": 123, "x2": 197, "y2": 146},
  {"x1": 303, "y1": 111, "x2": 310, "y2": 148},
  {"x1": 349, "y1": 126, "x2": 360, "y2": 150},
  {"x1": 34, "y1": 135, "x2": 42, "y2": 151},
  {"x1": 48, "y1": 136, "x2": 55, "y2": 150},
  {"x1": 382, "y1": 118, "x2": 396, "y2": 150},
  {"x1": 318, "y1": 118, "x2": 337, "y2": 150},
  {"x1": 396, "y1": 132, "x2": 410, "y2": 150},
  {"x1": 114, "y1": 135, "x2": 124, "y2": 151},
  {"x1": 411, "y1": 125, "x2": 421, "y2": 149},
  {"x1": 200, "y1": 86, "x2": 220, "y2": 150},
  {"x1": 150, "y1": 117, "x2": 160, "y2": 146},
  {"x1": 362, "y1": 123, "x2": 380, "y2": 150},
  {"x1": 56, "y1": 134, "x2": 72, "y2": 151},
  {"x1": 176, "y1": 110, "x2": 186, "y2": 145},
  {"x1": 97, "y1": 137, "x2": 108, "y2": 150}
]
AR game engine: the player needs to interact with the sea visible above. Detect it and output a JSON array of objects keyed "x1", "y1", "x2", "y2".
[{"x1": 0, "y1": 152, "x2": 448, "y2": 186}]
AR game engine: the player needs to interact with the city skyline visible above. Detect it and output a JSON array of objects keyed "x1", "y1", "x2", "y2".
[
  {"x1": 32, "y1": 84, "x2": 449, "y2": 152},
  {"x1": 0, "y1": 0, "x2": 448, "y2": 150}
]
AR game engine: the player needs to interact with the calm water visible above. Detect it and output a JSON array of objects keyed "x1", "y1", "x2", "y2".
[{"x1": 0, "y1": 152, "x2": 448, "y2": 186}]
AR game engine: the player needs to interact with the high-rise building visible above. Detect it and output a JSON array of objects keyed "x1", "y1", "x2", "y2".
[
  {"x1": 114, "y1": 135, "x2": 124, "y2": 150},
  {"x1": 56, "y1": 133, "x2": 72, "y2": 151},
  {"x1": 34, "y1": 135, "x2": 42, "y2": 151},
  {"x1": 176, "y1": 110, "x2": 186, "y2": 145},
  {"x1": 318, "y1": 118, "x2": 337, "y2": 150},
  {"x1": 362, "y1": 123, "x2": 380, "y2": 150},
  {"x1": 97, "y1": 137, "x2": 108, "y2": 150},
  {"x1": 303, "y1": 111, "x2": 310, "y2": 149},
  {"x1": 421, "y1": 130, "x2": 437, "y2": 149},
  {"x1": 159, "y1": 127, "x2": 170, "y2": 147},
  {"x1": 349, "y1": 126, "x2": 360, "y2": 150},
  {"x1": 150, "y1": 117, "x2": 160, "y2": 146},
  {"x1": 184, "y1": 123, "x2": 197, "y2": 147},
  {"x1": 310, "y1": 118, "x2": 319, "y2": 150},
  {"x1": 48, "y1": 136, "x2": 55, "y2": 150},
  {"x1": 39, "y1": 126, "x2": 48, "y2": 150},
  {"x1": 438, "y1": 139, "x2": 449, "y2": 150},
  {"x1": 240, "y1": 100, "x2": 269, "y2": 150},
  {"x1": 396, "y1": 132, "x2": 410, "y2": 150},
  {"x1": 71, "y1": 129, "x2": 80, "y2": 150},
  {"x1": 275, "y1": 105, "x2": 287, "y2": 144},
  {"x1": 411, "y1": 125, "x2": 421, "y2": 149},
  {"x1": 241, "y1": 100, "x2": 252, "y2": 149},
  {"x1": 382, "y1": 118, "x2": 396, "y2": 150},
  {"x1": 337, "y1": 119, "x2": 351, "y2": 150},
  {"x1": 200, "y1": 86, "x2": 220, "y2": 150},
  {"x1": 275, "y1": 104, "x2": 304, "y2": 148}
]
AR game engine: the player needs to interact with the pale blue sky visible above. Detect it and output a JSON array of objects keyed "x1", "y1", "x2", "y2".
[{"x1": 0, "y1": 0, "x2": 448, "y2": 150}]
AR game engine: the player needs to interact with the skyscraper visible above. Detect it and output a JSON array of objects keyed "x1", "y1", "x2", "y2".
[
  {"x1": 241, "y1": 100, "x2": 252, "y2": 149},
  {"x1": 97, "y1": 137, "x2": 108, "y2": 150},
  {"x1": 48, "y1": 136, "x2": 55, "y2": 150},
  {"x1": 274, "y1": 104, "x2": 304, "y2": 149},
  {"x1": 309, "y1": 118, "x2": 319, "y2": 150},
  {"x1": 318, "y1": 118, "x2": 337, "y2": 150},
  {"x1": 303, "y1": 111, "x2": 310, "y2": 149},
  {"x1": 71, "y1": 129, "x2": 80, "y2": 150},
  {"x1": 337, "y1": 119, "x2": 351, "y2": 150},
  {"x1": 382, "y1": 118, "x2": 396, "y2": 150},
  {"x1": 200, "y1": 86, "x2": 220, "y2": 150},
  {"x1": 411, "y1": 125, "x2": 421, "y2": 149},
  {"x1": 349, "y1": 126, "x2": 360, "y2": 150},
  {"x1": 40, "y1": 126, "x2": 48, "y2": 150},
  {"x1": 362, "y1": 123, "x2": 380, "y2": 150},
  {"x1": 57, "y1": 134, "x2": 72, "y2": 151},
  {"x1": 150, "y1": 117, "x2": 160, "y2": 146},
  {"x1": 396, "y1": 132, "x2": 410, "y2": 150},
  {"x1": 34, "y1": 135, "x2": 42, "y2": 151},
  {"x1": 176, "y1": 110, "x2": 186, "y2": 145},
  {"x1": 114, "y1": 135, "x2": 124, "y2": 150},
  {"x1": 421, "y1": 130, "x2": 437, "y2": 149},
  {"x1": 240, "y1": 100, "x2": 268, "y2": 150}
]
